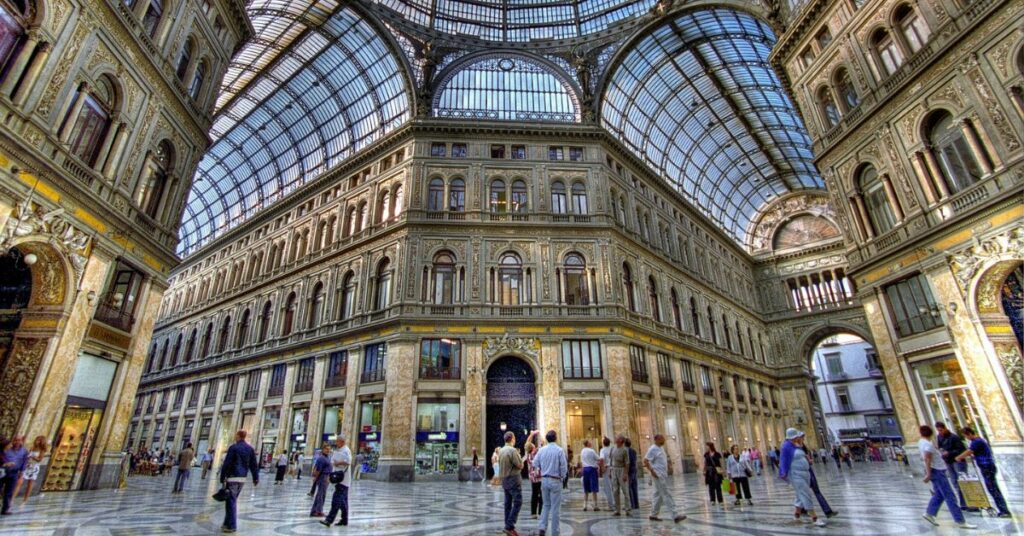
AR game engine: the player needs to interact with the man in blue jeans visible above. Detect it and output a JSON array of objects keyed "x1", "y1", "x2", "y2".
[
  {"x1": 935, "y1": 422, "x2": 976, "y2": 512},
  {"x1": 218, "y1": 430, "x2": 259, "y2": 533},
  {"x1": 499, "y1": 431, "x2": 524, "y2": 536},
  {"x1": 533, "y1": 430, "x2": 567, "y2": 536},
  {"x1": 956, "y1": 427, "x2": 1012, "y2": 518},
  {"x1": 919, "y1": 425, "x2": 976, "y2": 530}
]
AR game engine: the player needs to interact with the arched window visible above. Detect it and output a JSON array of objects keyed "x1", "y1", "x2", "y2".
[
  {"x1": 427, "y1": 178, "x2": 444, "y2": 211},
  {"x1": 708, "y1": 307, "x2": 718, "y2": 345},
  {"x1": 859, "y1": 165, "x2": 897, "y2": 234},
  {"x1": 375, "y1": 258, "x2": 392, "y2": 310},
  {"x1": 895, "y1": 4, "x2": 929, "y2": 53},
  {"x1": 393, "y1": 184, "x2": 404, "y2": 217},
  {"x1": 551, "y1": 181, "x2": 567, "y2": 214},
  {"x1": 343, "y1": 206, "x2": 356, "y2": 237},
  {"x1": 690, "y1": 297, "x2": 701, "y2": 337},
  {"x1": 835, "y1": 68, "x2": 860, "y2": 110},
  {"x1": 563, "y1": 253, "x2": 589, "y2": 305},
  {"x1": 236, "y1": 309, "x2": 250, "y2": 348},
  {"x1": 722, "y1": 315, "x2": 731, "y2": 350},
  {"x1": 448, "y1": 178, "x2": 465, "y2": 211},
  {"x1": 511, "y1": 180, "x2": 528, "y2": 213},
  {"x1": 498, "y1": 253, "x2": 523, "y2": 305},
  {"x1": 432, "y1": 251, "x2": 456, "y2": 304},
  {"x1": 136, "y1": 140, "x2": 172, "y2": 218},
  {"x1": 175, "y1": 38, "x2": 194, "y2": 80},
  {"x1": 217, "y1": 316, "x2": 231, "y2": 353},
  {"x1": 648, "y1": 275, "x2": 661, "y2": 321},
  {"x1": 490, "y1": 179, "x2": 506, "y2": 213},
  {"x1": 358, "y1": 201, "x2": 369, "y2": 231},
  {"x1": 201, "y1": 322, "x2": 213, "y2": 358},
  {"x1": 170, "y1": 333, "x2": 182, "y2": 367},
  {"x1": 66, "y1": 76, "x2": 114, "y2": 166},
  {"x1": 617, "y1": 195, "x2": 627, "y2": 225},
  {"x1": 309, "y1": 282, "x2": 325, "y2": 328},
  {"x1": 872, "y1": 29, "x2": 903, "y2": 76},
  {"x1": 156, "y1": 340, "x2": 168, "y2": 371},
  {"x1": 377, "y1": 190, "x2": 391, "y2": 223},
  {"x1": 622, "y1": 262, "x2": 636, "y2": 312},
  {"x1": 189, "y1": 61, "x2": 206, "y2": 100},
  {"x1": 339, "y1": 271, "x2": 356, "y2": 319},
  {"x1": 817, "y1": 86, "x2": 840, "y2": 128},
  {"x1": 142, "y1": 0, "x2": 164, "y2": 38},
  {"x1": 927, "y1": 111, "x2": 984, "y2": 194},
  {"x1": 571, "y1": 183, "x2": 588, "y2": 214},
  {"x1": 185, "y1": 329, "x2": 197, "y2": 363},
  {"x1": 282, "y1": 292, "x2": 296, "y2": 336},
  {"x1": 670, "y1": 288, "x2": 682, "y2": 330}
]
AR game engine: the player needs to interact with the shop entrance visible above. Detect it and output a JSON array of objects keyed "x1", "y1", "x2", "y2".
[{"x1": 485, "y1": 355, "x2": 536, "y2": 479}]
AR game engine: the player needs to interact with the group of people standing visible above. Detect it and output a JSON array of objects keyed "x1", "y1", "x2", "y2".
[{"x1": 0, "y1": 435, "x2": 48, "y2": 516}]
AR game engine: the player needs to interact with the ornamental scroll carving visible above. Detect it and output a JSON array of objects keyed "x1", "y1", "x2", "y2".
[
  {"x1": 947, "y1": 226, "x2": 1024, "y2": 302},
  {"x1": 0, "y1": 338, "x2": 47, "y2": 438},
  {"x1": 748, "y1": 193, "x2": 838, "y2": 252},
  {"x1": 995, "y1": 343, "x2": 1023, "y2": 413},
  {"x1": 484, "y1": 334, "x2": 539, "y2": 361},
  {"x1": 3, "y1": 201, "x2": 91, "y2": 282}
]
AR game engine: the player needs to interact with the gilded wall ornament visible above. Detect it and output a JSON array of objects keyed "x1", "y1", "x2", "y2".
[
  {"x1": 3, "y1": 200, "x2": 91, "y2": 281},
  {"x1": 947, "y1": 226, "x2": 1024, "y2": 298},
  {"x1": 483, "y1": 333, "x2": 539, "y2": 361},
  {"x1": 996, "y1": 344, "x2": 1023, "y2": 412},
  {"x1": 0, "y1": 338, "x2": 47, "y2": 438}
]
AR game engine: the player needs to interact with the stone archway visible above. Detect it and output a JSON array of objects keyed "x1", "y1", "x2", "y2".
[
  {"x1": 484, "y1": 355, "x2": 537, "y2": 479},
  {"x1": 973, "y1": 260, "x2": 1024, "y2": 413}
]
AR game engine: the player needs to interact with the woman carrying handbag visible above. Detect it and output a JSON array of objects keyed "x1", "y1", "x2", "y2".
[
  {"x1": 703, "y1": 442, "x2": 724, "y2": 509},
  {"x1": 727, "y1": 445, "x2": 754, "y2": 506}
]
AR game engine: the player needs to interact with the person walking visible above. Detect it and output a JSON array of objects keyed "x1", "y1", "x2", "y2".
[
  {"x1": 172, "y1": 442, "x2": 195, "y2": 493},
  {"x1": 0, "y1": 435, "x2": 28, "y2": 516},
  {"x1": 498, "y1": 431, "x2": 524, "y2": 536},
  {"x1": 750, "y1": 447, "x2": 762, "y2": 475},
  {"x1": 918, "y1": 425, "x2": 977, "y2": 529},
  {"x1": 469, "y1": 447, "x2": 482, "y2": 482},
  {"x1": 644, "y1": 434, "x2": 686, "y2": 524},
  {"x1": 727, "y1": 445, "x2": 753, "y2": 506},
  {"x1": 218, "y1": 430, "x2": 259, "y2": 533},
  {"x1": 766, "y1": 446, "x2": 778, "y2": 472},
  {"x1": 625, "y1": 438, "x2": 639, "y2": 512},
  {"x1": 491, "y1": 447, "x2": 502, "y2": 486},
  {"x1": 354, "y1": 449, "x2": 365, "y2": 481},
  {"x1": 201, "y1": 449, "x2": 215, "y2": 480},
  {"x1": 579, "y1": 439, "x2": 600, "y2": 511},
  {"x1": 807, "y1": 466, "x2": 837, "y2": 518},
  {"x1": 309, "y1": 444, "x2": 331, "y2": 517},
  {"x1": 934, "y1": 422, "x2": 974, "y2": 512},
  {"x1": 534, "y1": 430, "x2": 567, "y2": 536},
  {"x1": 703, "y1": 442, "x2": 724, "y2": 509},
  {"x1": 12, "y1": 436, "x2": 46, "y2": 504},
  {"x1": 609, "y1": 435, "x2": 631, "y2": 516},
  {"x1": 598, "y1": 437, "x2": 614, "y2": 510},
  {"x1": 295, "y1": 452, "x2": 304, "y2": 480},
  {"x1": 320, "y1": 437, "x2": 352, "y2": 527},
  {"x1": 955, "y1": 426, "x2": 1011, "y2": 518},
  {"x1": 778, "y1": 428, "x2": 826, "y2": 527},
  {"x1": 526, "y1": 442, "x2": 543, "y2": 519},
  {"x1": 274, "y1": 451, "x2": 288, "y2": 484},
  {"x1": 563, "y1": 445, "x2": 573, "y2": 490}
]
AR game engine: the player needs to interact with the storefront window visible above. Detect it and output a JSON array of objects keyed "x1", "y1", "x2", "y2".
[
  {"x1": 914, "y1": 356, "x2": 985, "y2": 437},
  {"x1": 415, "y1": 401, "x2": 460, "y2": 475},
  {"x1": 290, "y1": 408, "x2": 309, "y2": 452},
  {"x1": 359, "y1": 400, "x2": 383, "y2": 473},
  {"x1": 565, "y1": 399, "x2": 603, "y2": 458},
  {"x1": 321, "y1": 405, "x2": 343, "y2": 444}
]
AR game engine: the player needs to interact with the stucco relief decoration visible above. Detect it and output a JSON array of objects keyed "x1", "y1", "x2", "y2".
[
  {"x1": 748, "y1": 193, "x2": 837, "y2": 252},
  {"x1": 38, "y1": 20, "x2": 93, "y2": 116},
  {"x1": 0, "y1": 338, "x2": 47, "y2": 437},
  {"x1": 995, "y1": 344, "x2": 1023, "y2": 412},
  {"x1": 483, "y1": 334, "x2": 539, "y2": 361},
  {"x1": 947, "y1": 226, "x2": 1024, "y2": 303},
  {"x1": 879, "y1": 128, "x2": 920, "y2": 208},
  {"x1": 962, "y1": 57, "x2": 1022, "y2": 152},
  {"x1": 987, "y1": 32, "x2": 1022, "y2": 80},
  {"x1": 3, "y1": 201, "x2": 90, "y2": 281}
]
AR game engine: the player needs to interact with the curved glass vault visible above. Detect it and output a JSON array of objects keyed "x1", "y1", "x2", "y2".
[{"x1": 178, "y1": 3, "x2": 823, "y2": 255}]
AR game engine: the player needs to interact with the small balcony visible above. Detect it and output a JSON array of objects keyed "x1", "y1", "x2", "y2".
[
  {"x1": 419, "y1": 366, "x2": 461, "y2": 380},
  {"x1": 631, "y1": 370, "x2": 649, "y2": 383},
  {"x1": 325, "y1": 374, "x2": 348, "y2": 389},
  {"x1": 659, "y1": 377, "x2": 674, "y2": 389},
  {"x1": 94, "y1": 303, "x2": 135, "y2": 332},
  {"x1": 267, "y1": 384, "x2": 284, "y2": 397},
  {"x1": 294, "y1": 380, "x2": 314, "y2": 393},
  {"x1": 681, "y1": 382, "x2": 695, "y2": 393},
  {"x1": 361, "y1": 369, "x2": 385, "y2": 384}
]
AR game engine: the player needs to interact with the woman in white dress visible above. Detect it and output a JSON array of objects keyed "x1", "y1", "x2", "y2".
[{"x1": 14, "y1": 436, "x2": 48, "y2": 503}]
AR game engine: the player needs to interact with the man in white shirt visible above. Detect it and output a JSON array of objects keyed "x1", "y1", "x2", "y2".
[
  {"x1": 295, "y1": 453, "x2": 305, "y2": 480},
  {"x1": 598, "y1": 437, "x2": 614, "y2": 510},
  {"x1": 643, "y1": 434, "x2": 686, "y2": 524},
  {"x1": 320, "y1": 437, "x2": 352, "y2": 527},
  {"x1": 918, "y1": 425, "x2": 976, "y2": 530},
  {"x1": 579, "y1": 440, "x2": 601, "y2": 511},
  {"x1": 533, "y1": 430, "x2": 567, "y2": 536}
]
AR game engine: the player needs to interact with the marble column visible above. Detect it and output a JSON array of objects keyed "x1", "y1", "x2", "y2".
[
  {"x1": 0, "y1": 31, "x2": 39, "y2": 97},
  {"x1": 539, "y1": 340, "x2": 561, "y2": 434},
  {"x1": 275, "y1": 362, "x2": 297, "y2": 452},
  {"x1": 462, "y1": 342, "x2": 484, "y2": 469},
  {"x1": 12, "y1": 42, "x2": 51, "y2": 107},
  {"x1": 380, "y1": 340, "x2": 416, "y2": 481},
  {"x1": 956, "y1": 119, "x2": 992, "y2": 175},
  {"x1": 58, "y1": 83, "x2": 88, "y2": 142},
  {"x1": 304, "y1": 355, "x2": 328, "y2": 454},
  {"x1": 604, "y1": 342, "x2": 637, "y2": 440},
  {"x1": 911, "y1": 152, "x2": 939, "y2": 205}
]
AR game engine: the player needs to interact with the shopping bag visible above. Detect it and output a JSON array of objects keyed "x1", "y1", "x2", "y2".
[{"x1": 721, "y1": 476, "x2": 731, "y2": 494}]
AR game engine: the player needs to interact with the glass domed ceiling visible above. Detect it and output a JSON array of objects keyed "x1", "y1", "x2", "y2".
[{"x1": 372, "y1": 0, "x2": 657, "y2": 41}]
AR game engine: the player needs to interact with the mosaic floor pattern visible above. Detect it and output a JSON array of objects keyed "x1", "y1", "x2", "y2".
[{"x1": 0, "y1": 462, "x2": 1020, "y2": 535}]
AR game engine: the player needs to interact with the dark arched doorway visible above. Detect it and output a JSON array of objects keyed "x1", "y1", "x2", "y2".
[
  {"x1": 485, "y1": 355, "x2": 536, "y2": 478},
  {"x1": 1000, "y1": 264, "x2": 1023, "y2": 349},
  {"x1": 0, "y1": 247, "x2": 32, "y2": 370}
]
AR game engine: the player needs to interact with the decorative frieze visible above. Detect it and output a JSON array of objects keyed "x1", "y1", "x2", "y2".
[{"x1": 948, "y1": 226, "x2": 1024, "y2": 297}]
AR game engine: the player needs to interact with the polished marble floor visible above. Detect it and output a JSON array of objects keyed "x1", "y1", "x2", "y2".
[{"x1": 0, "y1": 462, "x2": 1020, "y2": 535}]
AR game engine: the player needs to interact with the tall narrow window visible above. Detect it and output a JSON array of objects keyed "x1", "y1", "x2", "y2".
[
  {"x1": 308, "y1": 282, "x2": 324, "y2": 328},
  {"x1": 817, "y1": 87, "x2": 840, "y2": 128},
  {"x1": 872, "y1": 29, "x2": 903, "y2": 76},
  {"x1": 375, "y1": 259, "x2": 392, "y2": 310},
  {"x1": 217, "y1": 316, "x2": 231, "y2": 353},
  {"x1": 927, "y1": 112, "x2": 984, "y2": 193},
  {"x1": 282, "y1": 292, "x2": 296, "y2": 336},
  {"x1": 895, "y1": 4, "x2": 930, "y2": 53},
  {"x1": 571, "y1": 183, "x2": 588, "y2": 214},
  {"x1": 142, "y1": 0, "x2": 163, "y2": 38},
  {"x1": 859, "y1": 165, "x2": 897, "y2": 235},
  {"x1": 201, "y1": 323, "x2": 213, "y2": 358},
  {"x1": 136, "y1": 140, "x2": 173, "y2": 218},
  {"x1": 490, "y1": 180, "x2": 506, "y2": 213},
  {"x1": 510, "y1": 180, "x2": 528, "y2": 213},
  {"x1": 622, "y1": 262, "x2": 636, "y2": 312},
  {"x1": 563, "y1": 253, "x2": 589, "y2": 305},
  {"x1": 175, "y1": 38, "x2": 193, "y2": 80},
  {"x1": 236, "y1": 309, "x2": 250, "y2": 348},
  {"x1": 258, "y1": 300, "x2": 272, "y2": 342},
  {"x1": 66, "y1": 77, "x2": 114, "y2": 166},
  {"x1": 708, "y1": 307, "x2": 718, "y2": 345},
  {"x1": 648, "y1": 275, "x2": 660, "y2": 322},
  {"x1": 498, "y1": 253, "x2": 523, "y2": 305},
  {"x1": 884, "y1": 273, "x2": 942, "y2": 336},
  {"x1": 448, "y1": 178, "x2": 465, "y2": 212},
  {"x1": 427, "y1": 178, "x2": 444, "y2": 211},
  {"x1": 339, "y1": 271, "x2": 356, "y2": 319},
  {"x1": 835, "y1": 68, "x2": 860, "y2": 110},
  {"x1": 551, "y1": 181, "x2": 567, "y2": 214},
  {"x1": 432, "y1": 251, "x2": 456, "y2": 304},
  {"x1": 189, "y1": 61, "x2": 206, "y2": 100},
  {"x1": 690, "y1": 297, "x2": 701, "y2": 337},
  {"x1": 670, "y1": 288, "x2": 682, "y2": 330}
]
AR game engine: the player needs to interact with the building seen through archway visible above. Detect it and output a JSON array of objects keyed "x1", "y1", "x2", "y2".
[{"x1": 1, "y1": 0, "x2": 1021, "y2": 494}]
